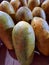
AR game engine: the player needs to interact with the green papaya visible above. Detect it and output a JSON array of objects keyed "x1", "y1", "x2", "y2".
[{"x1": 12, "y1": 21, "x2": 35, "y2": 65}]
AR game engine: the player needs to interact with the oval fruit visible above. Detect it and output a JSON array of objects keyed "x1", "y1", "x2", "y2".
[
  {"x1": 41, "y1": 0, "x2": 49, "y2": 15},
  {"x1": 28, "y1": 0, "x2": 40, "y2": 11},
  {"x1": 31, "y1": 17, "x2": 49, "y2": 56},
  {"x1": 0, "y1": 1, "x2": 16, "y2": 24},
  {"x1": 0, "y1": 1, "x2": 15, "y2": 16},
  {"x1": 0, "y1": 11, "x2": 15, "y2": 50},
  {"x1": 16, "y1": 6, "x2": 33, "y2": 23},
  {"x1": 32, "y1": 7, "x2": 46, "y2": 20},
  {"x1": 12, "y1": 21, "x2": 35, "y2": 65},
  {"x1": 41, "y1": 0, "x2": 49, "y2": 24},
  {"x1": 10, "y1": 0, "x2": 21, "y2": 12}
]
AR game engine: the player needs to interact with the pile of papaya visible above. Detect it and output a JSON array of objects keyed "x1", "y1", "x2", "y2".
[{"x1": 0, "y1": 0, "x2": 49, "y2": 65}]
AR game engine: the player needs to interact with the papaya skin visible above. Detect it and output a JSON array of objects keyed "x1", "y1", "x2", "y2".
[
  {"x1": 0, "y1": 1, "x2": 18, "y2": 24},
  {"x1": 10, "y1": 0, "x2": 21, "y2": 12},
  {"x1": 0, "y1": 1, "x2": 15, "y2": 15},
  {"x1": 31, "y1": 17, "x2": 49, "y2": 56},
  {"x1": 32, "y1": 7, "x2": 46, "y2": 20},
  {"x1": 41, "y1": 0, "x2": 49, "y2": 15},
  {"x1": 28, "y1": 0, "x2": 40, "y2": 11},
  {"x1": 41, "y1": 0, "x2": 49, "y2": 24},
  {"x1": 12, "y1": 21, "x2": 35, "y2": 65},
  {"x1": 0, "y1": 26, "x2": 13, "y2": 50},
  {"x1": 16, "y1": 6, "x2": 33, "y2": 23},
  {"x1": 0, "y1": 11, "x2": 15, "y2": 50},
  {"x1": 19, "y1": 0, "x2": 28, "y2": 6}
]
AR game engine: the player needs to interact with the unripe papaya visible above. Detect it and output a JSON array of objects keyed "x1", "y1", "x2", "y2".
[{"x1": 12, "y1": 21, "x2": 35, "y2": 65}]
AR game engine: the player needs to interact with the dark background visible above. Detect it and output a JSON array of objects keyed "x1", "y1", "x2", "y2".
[{"x1": 0, "y1": 45, "x2": 49, "y2": 65}]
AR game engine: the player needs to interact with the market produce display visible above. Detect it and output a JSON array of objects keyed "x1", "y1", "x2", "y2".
[{"x1": 0, "y1": 0, "x2": 49, "y2": 65}]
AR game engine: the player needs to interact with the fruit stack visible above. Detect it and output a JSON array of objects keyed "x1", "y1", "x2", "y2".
[{"x1": 0, "y1": 0, "x2": 49, "y2": 65}]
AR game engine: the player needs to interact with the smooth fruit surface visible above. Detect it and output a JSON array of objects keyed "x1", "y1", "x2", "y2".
[
  {"x1": 12, "y1": 21, "x2": 35, "y2": 65},
  {"x1": 31, "y1": 17, "x2": 49, "y2": 56},
  {"x1": 32, "y1": 7, "x2": 46, "y2": 20},
  {"x1": 0, "y1": 1, "x2": 15, "y2": 15},
  {"x1": 28, "y1": 0, "x2": 40, "y2": 11},
  {"x1": 16, "y1": 6, "x2": 33, "y2": 22},
  {"x1": 0, "y1": 11, "x2": 15, "y2": 50}
]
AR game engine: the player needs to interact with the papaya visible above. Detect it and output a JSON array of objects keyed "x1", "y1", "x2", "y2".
[
  {"x1": 10, "y1": 0, "x2": 21, "y2": 12},
  {"x1": 0, "y1": 1, "x2": 16, "y2": 23},
  {"x1": 32, "y1": 7, "x2": 46, "y2": 20},
  {"x1": 16, "y1": 6, "x2": 33, "y2": 23},
  {"x1": 0, "y1": 11, "x2": 15, "y2": 50},
  {"x1": 0, "y1": 1, "x2": 15, "y2": 15},
  {"x1": 31, "y1": 17, "x2": 49, "y2": 56},
  {"x1": 12, "y1": 21, "x2": 35, "y2": 65},
  {"x1": 28, "y1": 0, "x2": 40, "y2": 11}
]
